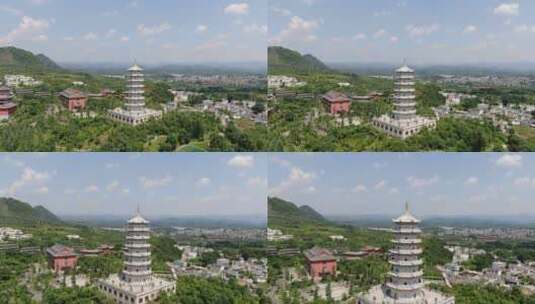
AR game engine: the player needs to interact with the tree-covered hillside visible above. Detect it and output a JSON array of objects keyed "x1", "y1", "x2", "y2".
[
  {"x1": 0, "y1": 47, "x2": 61, "y2": 71},
  {"x1": 268, "y1": 46, "x2": 330, "y2": 75},
  {"x1": 268, "y1": 196, "x2": 327, "y2": 227},
  {"x1": 0, "y1": 197, "x2": 61, "y2": 225}
]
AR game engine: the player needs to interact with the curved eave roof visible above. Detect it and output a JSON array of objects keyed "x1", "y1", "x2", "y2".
[{"x1": 396, "y1": 65, "x2": 414, "y2": 73}]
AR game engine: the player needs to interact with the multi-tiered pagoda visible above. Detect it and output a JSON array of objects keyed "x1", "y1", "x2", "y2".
[
  {"x1": 373, "y1": 64, "x2": 436, "y2": 139},
  {"x1": 109, "y1": 64, "x2": 162, "y2": 126},
  {"x1": 358, "y1": 203, "x2": 454, "y2": 304},
  {"x1": 0, "y1": 86, "x2": 17, "y2": 120},
  {"x1": 98, "y1": 209, "x2": 175, "y2": 304},
  {"x1": 387, "y1": 202, "x2": 424, "y2": 299}
]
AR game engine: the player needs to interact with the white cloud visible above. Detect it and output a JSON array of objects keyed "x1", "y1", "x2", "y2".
[
  {"x1": 374, "y1": 180, "x2": 388, "y2": 190},
  {"x1": 227, "y1": 155, "x2": 254, "y2": 168},
  {"x1": 405, "y1": 24, "x2": 440, "y2": 38},
  {"x1": 102, "y1": 10, "x2": 119, "y2": 17},
  {"x1": 8, "y1": 167, "x2": 50, "y2": 196},
  {"x1": 137, "y1": 23, "x2": 172, "y2": 36},
  {"x1": 0, "y1": 6, "x2": 24, "y2": 16},
  {"x1": 119, "y1": 36, "x2": 130, "y2": 42},
  {"x1": 195, "y1": 33, "x2": 229, "y2": 51},
  {"x1": 374, "y1": 10, "x2": 391, "y2": 17},
  {"x1": 196, "y1": 25, "x2": 208, "y2": 33},
  {"x1": 106, "y1": 180, "x2": 120, "y2": 192},
  {"x1": 64, "y1": 189, "x2": 77, "y2": 195},
  {"x1": 0, "y1": 16, "x2": 50, "y2": 44},
  {"x1": 463, "y1": 25, "x2": 477, "y2": 34},
  {"x1": 270, "y1": 16, "x2": 319, "y2": 44},
  {"x1": 84, "y1": 32, "x2": 98, "y2": 40},
  {"x1": 514, "y1": 176, "x2": 533, "y2": 186},
  {"x1": 373, "y1": 29, "x2": 387, "y2": 39},
  {"x1": 496, "y1": 154, "x2": 522, "y2": 168},
  {"x1": 63, "y1": 36, "x2": 74, "y2": 41},
  {"x1": 353, "y1": 33, "x2": 367, "y2": 40},
  {"x1": 467, "y1": 194, "x2": 487, "y2": 203},
  {"x1": 105, "y1": 29, "x2": 117, "y2": 39},
  {"x1": 352, "y1": 184, "x2": 367, "y2": 193},
  {"x1": 105, "y1": 163, "x2": 119, "y2": 169},
  {"x1": 3, "y1": 156, "x2": 25, "y2": 167},
  {"x1": 288, "y1": 167, "x2": 315, "y2": 183},
  {"x1": 493, "y1": 3, "x2": 519, "y2": 16},
  {"x1": 407, "y1": 175, "x2": 439, "y2": 188},
  {"x1": 34, "y1": 186, "x2": 49, "y2": 194},
  {"x1": 465, "y1": 176, "x2": 479, "y2": 186},
  {"x1": 514, "y1": 24, "x2": 535, "y2": 33},
  {"x1": 247, "y1": 176, "x2": 267, "y2": 187},
  {"x1": 243, "y1": 24, "x2": 268, "y2": 35},
  {"x1": 224, "y1": 3, "x2": 249, "y2": 15},
  {"x1": 31, "y1": 34, "x2": 47, "y2": 41},
  {"x1": 139, "y1": 175, "x2": 173, "y2": 189},
  {"x1": 196, "y1": 177, "x2": 211, "y2": 187},
  {"x1": 390, "y1": 36, "x2": 399, "y2": 43},
  {"x1": 85, "y1": 185, "x2": 99, "y2": 193},
  {"x1": 389, "y1": 187, "x2": 399, "y2": 194},
  {"x1": 272, "y1": 7, "x2": 291, "y2": 17},
  {"x1": 304, "y1": 186, "x2": 316, "y2": 193},
  {"x1": 270, "y1": 167, "x2": 316, "y2": 195}
]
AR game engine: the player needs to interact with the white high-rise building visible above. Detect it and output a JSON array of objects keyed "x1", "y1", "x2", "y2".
[
  {"x1": 373, "y1": 65, "x2": 436, "y2": 139},
  {"x1": 109, "y1": 64, "x2": 163, "y2": 126},
  {"x1": 97, "y1": 209, "x2": 175, "y2": 304},
  {"x1": 358, "y1": 203, "x2": 454, "y2": 304}
]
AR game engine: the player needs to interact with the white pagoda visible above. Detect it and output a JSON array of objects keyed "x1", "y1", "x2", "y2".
[
  {"x1": 358, "y1": 203, "x2": 454, "y2": 304},
  {"x1": 373, "y1": 64, "x2": 436, "y2": 139},
  {"x1": 97, "y1": 209, "x2": 175, "y2": 304},
  {"x1": 109, "y1": 64, "x2": 162, "y2": 126}
]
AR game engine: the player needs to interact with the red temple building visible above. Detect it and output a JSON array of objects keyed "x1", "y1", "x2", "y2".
[
  {"x1": 304, "y1": 247, "x2": 337, "y2": 281},
  {"x1": 46, "y1": 244, "x2": 78, "y2": 272},
  {"x1": 322, "y1": 91, "x2": 350, "y2": 115},
  {"x1": 59, "y1": 88, "x2": 88, "y2": 112},
  {"x1": 0, "y1": 86, "x2": 17, "y2": 120}
]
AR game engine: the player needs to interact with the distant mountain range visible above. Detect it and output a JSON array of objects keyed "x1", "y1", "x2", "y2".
[
  {"x1": 268, "y1": 46, "x2": 330, "y2": 75},
  {"x1": 61, "y1": 214, "x2": 267, "y2": 229},
  {"x1": 268, "y1": 196, "x2": 327, "y2": 227},
  {"x1": 0, "y1": 47, "x2": 61, "y2": 71},
  {"x1": 0, "y1": 197, "x2": 62, "y2": 225}
]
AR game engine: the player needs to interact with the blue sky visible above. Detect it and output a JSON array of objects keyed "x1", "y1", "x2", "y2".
[
  {"x1": 0, "y1": 0, "x2": 267, "y2": 63},
  {"x1": 0, "y1": 153, "x2": 267, "y2": 217},
  {"x1": 270, "y1": 0, "x2": 535, "y2": 64},
  {"x1": 269, "y1": 153, "x2": 535, "y2": 217}
]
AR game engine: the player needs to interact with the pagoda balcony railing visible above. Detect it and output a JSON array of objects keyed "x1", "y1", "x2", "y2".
[
  {"x1": 389, "y1": 259, "x2": 423, "y2": 266},
  {"x1": 393, "y1": 102, "x2": 417, "y2": 107},
  {"x1": 394, "y1": 95, "x2": 416, "y2": 100},
  {"x1": 122, "y1": 270, "x2": 152, "y2": 277},
  {"x1": 393, "y1": 110, "x2": 417, "y2": 116},
  {"x1": 394, "y1": 88, "x2": 415, "y2": 93},
  {"x1": 391, "y1": 239, "x2": 422, "y2": 244},
  {"x1": 124, "y1": 251, "x2": 151, "y2": 257},
  {"x1": 385, "y1": 282, "x2": 424, "y2": 291},
  {"x1": 125, "y1": 243, "x2": 151, "y2": 249},
  {"x1": 393, "y1": 228, "x2": 421, "y2": 234},
  {"x1": 126, "y1": 235, "x2": 150, "y2": 240},
  {"x1": 124, "y1": 261, "x2": 151, "y2": 267},
  {"x1": 389, "y1": 248, "x2": 423, "y2": 255},
  {"x1": 388, "y1": 270, "x2": 423, "y2": 278},
  {"x1": 126, "y1": 96, "x2": 145, "y2": 101},
  {"x1": 395, "y1": 82, "x2": 415, "y2": 86},
  {"x1": 127, "y1": 84, "x2": 144, "y2": 89},
  {"x1": 127, "y1": 227, "x2": 150, "y2": 232},
  {"x1": 396, "y1": 75, "x2": 415, "y2": 80}
]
